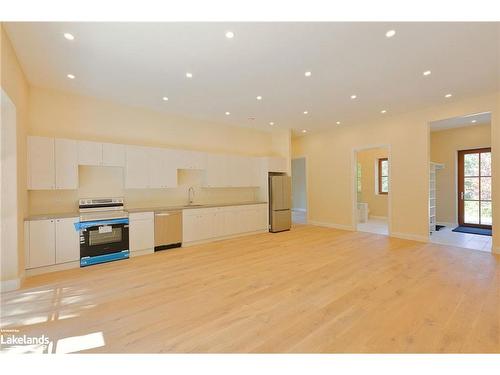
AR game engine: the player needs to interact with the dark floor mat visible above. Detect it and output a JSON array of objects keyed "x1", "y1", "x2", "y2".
[{"x1": 452, "y1": 226, "x2": 492, "y2": 236}]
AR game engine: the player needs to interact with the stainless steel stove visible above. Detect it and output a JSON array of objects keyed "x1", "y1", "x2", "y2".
[{"x1": 78, "y1": 198, "x2": 129, "y2": 267}]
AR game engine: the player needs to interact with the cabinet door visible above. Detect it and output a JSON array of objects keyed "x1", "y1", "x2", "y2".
[
  {"x1": 102, "y1": 143, "x2": 125, "y2": 167},
  {"x1": 28, "y1": 136, "x2": 55, "y2": 190},
  {"x1": 55, "y1": 138, "x2": 78, "y2": 190},
  {"x1": 129, "y1": 213, "x2": 155, "y2": 252},
  {"x1": 78, "y1": 141, "x2": 102, "y2": 166},
  {"x1": 267, "y1": 157, "x2": 288, "y2": 173},
  {"x1": 55, "y1": 217, "x2": 80, "y2": 263},
  {"x1": 125, "y1": 145, "x2": 150, "y2": 188},
  {"x1": 28, "y1": 219, "x2": 56, "y2": 268},
  {"x1": 162, "y1": 149, "x2": 178, "y2": 188},
  {"x1": 148, "y1": 148, "x2": 165, "y2": 188},
  {"x1": 182, "y1": 213, "x2": 198, "y2": 242},
  {"x1": 205, "y1": 154, "x2": 228, "y2": 187}
]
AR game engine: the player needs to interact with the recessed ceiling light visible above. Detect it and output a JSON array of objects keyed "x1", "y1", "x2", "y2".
[
  {"x1": 302, "y1": 129, "x2": 307, "y2": 133},
  {"x1": 385, "y1": 30, "x2": 396, "y2": 38},
  {"x1": 225, "y1": 111, "x2": 230, "y2": 115},
  {"x1": 303, "y1": 111, "x2": 308, "y2": 115},
  {"x1": 471, "y1": 120, "x2": 477, "y2": 123},
  {"x1": 304, "y1": 71, "x2": 312, "y2": 77},
  {"x1": 186, "y1": 72, "x2": 193, "y2": 78},
  {"x1": 256, "y1": 95, "x2": 262, "y2": 100},
  {"x1": 162, "y1": 96, "x2": 169, "y2": 101},
  {"x1": 66, "y1": 74, "x2": 75, "y2": 79},
  {"x1": 336, "y1": 121, "x2": 341, "y2": 125},
  {"x1": 423, "y1": 70, "x2": 432, "y2": 76},
  {"x1": 225, "y1": 31, "x2": 234, "y2": 39},
  {"x1": 445, "y1": 93, "x2": 452, "y2": 98},
  {"x1": 63, "y1": 33, "x2": 75, "y2": 41},
  {"x1": 350, "y1": 94, "x2": 357, "y2": 100},
  {"x1": 269, "y1": 122, "x2": 275, "y2": 126},
  {"x1": 381, "y1": 110, "x2": 387, "y2": 114}
]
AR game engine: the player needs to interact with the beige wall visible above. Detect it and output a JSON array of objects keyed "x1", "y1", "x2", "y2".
[
  {"x1": 26, "y1": 87, "x2": 291, "y2": 215},
  {"x1": 357, "y1": 148, "x2": 388, "y2": 218},
  {"x1": 430, "y1": 123, "x2": 491, "y2": 224},
  {"x1": 1, "y1": 24, "x2": 29, "y2": 281},
  {"x1": 292, "y1": 92, "x2": 499, "y2": 252}
]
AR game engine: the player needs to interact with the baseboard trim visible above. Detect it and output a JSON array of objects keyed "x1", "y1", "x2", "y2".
[
  {"x1": 437, "y1": 222, "x2": 458, "y2": 228},
  {"x1": 183, "y1": 229, "x2": 269, "y2": 247},
  {"x1": 292, "y1": 208, "x2": 307, "y2": 212},
  {"x1": 390, "y1": 232, "x2": 429, "y2": 243},
  {"x1": 1, "y1": 278, "x2": 21, "y2": 292},
  {"x1": 369, "y1": 215, "x2": 387, "y2": 220},
  {"x1": 130, "y1": 248, "x2": 154, "y2": 257},
  {"x1": 308, "y1": 220, "x2": 355, "y2": 231},
  {"x1": 25, "y1": 261, "x2": 80, "y2": 277}
]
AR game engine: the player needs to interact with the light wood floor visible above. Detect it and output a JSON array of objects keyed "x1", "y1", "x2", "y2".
[{"x1": 1, "y1": 225, "x2": 499, "y2": 353}]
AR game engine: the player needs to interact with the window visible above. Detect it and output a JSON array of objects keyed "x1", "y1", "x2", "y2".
[
  {"x1": 378, "y1": 158, "x2": 389, "y2": 194},
  {"x1": 357, "y1": 162, "x2": 362, "y2": 193}
]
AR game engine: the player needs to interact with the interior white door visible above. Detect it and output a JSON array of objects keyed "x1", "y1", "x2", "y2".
[
  {"x1": 102, "y1": 142, "x2": 125, "y2": 167},
  {"x1": 78, "y1": 140, "x2": 102, "y2": 166},
  {"x1": 28, "y1": 219, "x2": 56, "y2": 268},
  {"x1": 55, "y1": 217, "x2": 80, "y2": 263},
  {"x1": 28, "y1": 136, "x2": 55, "y2": 190},
  {"x1": 55, "y1": 138, "x2": 78, "y2": 189}
]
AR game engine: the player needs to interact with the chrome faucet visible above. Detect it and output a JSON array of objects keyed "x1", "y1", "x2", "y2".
[{"x1": 188, "y1": 186, "x2": 195, "y2": 205}]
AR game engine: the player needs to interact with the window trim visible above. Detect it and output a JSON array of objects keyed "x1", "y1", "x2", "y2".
[{"x1": 378, "y1": 158, "x2": 389, "y2": 195}]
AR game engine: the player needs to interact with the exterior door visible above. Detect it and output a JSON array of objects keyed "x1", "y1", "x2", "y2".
[{"x1": 458, "y1": 148, "x2": 492, "y2": 228}]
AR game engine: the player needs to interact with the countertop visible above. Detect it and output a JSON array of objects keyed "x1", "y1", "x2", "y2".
[{"x1": 25, "y1": 201, "x2": 268, "y2": 221}]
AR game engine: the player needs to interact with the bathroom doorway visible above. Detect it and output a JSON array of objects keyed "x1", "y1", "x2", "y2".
[
  {"x1": 354, "y1": 146, "x2": 391, "y2": 235},
  {"x1": 291, "y1": 157, "x2": 307, "y2": 224}
]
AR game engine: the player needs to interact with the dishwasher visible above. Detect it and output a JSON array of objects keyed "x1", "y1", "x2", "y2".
[{"x1": 154, "y1": 210, "x2": 182, "y2": 251}]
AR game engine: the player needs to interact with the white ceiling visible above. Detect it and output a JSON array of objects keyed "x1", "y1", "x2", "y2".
[
  {"x1": 430, "y1": 112, "x2": 491, "y2": 132},
  {"x1": 4, "y1": 22, "x2": 499, "y2": 135}
]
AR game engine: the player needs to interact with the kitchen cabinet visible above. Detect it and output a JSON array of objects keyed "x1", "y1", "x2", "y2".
[
  {"x1": 102, "y1": 142, "x2": 125, "y2": 167},
  {"x1": 266, "y1": 157, "x2": 288, "y2": 173},
  {"x1": 125, "y1": 145, "x2": 151, "y2": 189},
  {"x1": 27, "y1": 136, "x2": 55, "y2": 190},
  {"x1": 149, "y1": 148, "x2": 177, "y2": 188},
  {"x1": 25, "y1": 216, "x2": 79, "y2": 269},
  {"x1": 28, "y1": 136, "x2": 78, "y2": 190},
  {"x1": 55, "y1": 217, "x2": 80, "y2": 263},
  {"x1": 129, "y1": 212, "x2": 155, "y2": 252},
  {"x1": 177, "y1": 150, "x2": 206, "y2": 170},
  {"x1": 78, "y1": 140, "x2": 102, "y2": 166},
  {"x1": 55, "y1": 138, "x2": 78, "y2": 190},
  {"x1": 182, "y1": 204, "x2": 268, "y2": 244},
  {"x1": 205, "y1": 153, "x2": 228, "y2": 187}
]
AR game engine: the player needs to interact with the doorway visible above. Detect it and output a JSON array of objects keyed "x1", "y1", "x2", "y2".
[
  {"x1": 354, "y1": 146, "x2": 390, "y2": 236},
  {"x1": 429, "y1": 112, "x2": 493, "y2": 252},
  {"x1": 291, "y1": 157, "x2": 307, "y2": 224},
  {"x1": 458, "y1": 148, "x2": 492, "y2": 229}
]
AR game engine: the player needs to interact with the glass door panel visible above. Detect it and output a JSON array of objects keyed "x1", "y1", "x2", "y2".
[{"x1": 458, "y1": 148, "x2": 492, "y2": 228}]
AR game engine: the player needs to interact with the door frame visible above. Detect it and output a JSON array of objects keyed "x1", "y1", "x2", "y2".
[
  {"x1": 352, "y1": 144, "x2": 392, "y2": 236},
  {"x1": 457, "y1": 147, "x2": 492, "y2": 229}
]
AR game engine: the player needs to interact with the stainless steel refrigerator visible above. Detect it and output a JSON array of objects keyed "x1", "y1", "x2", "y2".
[{"x1": 269, "y1": 175, "x2": 292, "y2": 232}]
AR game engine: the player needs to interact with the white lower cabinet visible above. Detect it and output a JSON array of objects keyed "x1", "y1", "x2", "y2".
[
  {"x1": 26, "y1": 217, "x2": 79, "y2": 269},
  {"x1": 129, "y1": 212, "x2": 155, "y2": 252},
  {"x1": 182, "y1": 204, "x2": 268, "y2": 244}
]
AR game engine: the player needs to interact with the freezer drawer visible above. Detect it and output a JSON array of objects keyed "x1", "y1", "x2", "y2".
[
  {"x1": 270, "y1": 209, "x2": 291, "y2": 233},
  {"x1": 154, "y1": 211, "x2": 182, "y2": 250}
]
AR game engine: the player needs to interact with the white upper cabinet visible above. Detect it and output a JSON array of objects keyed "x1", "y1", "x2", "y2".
[
  {"x1": 149, "y1": 148, "x2": 177, "y2": 189},
  {"x1": 102, "y1": 142, "x2": 125, "y2": 167},
  {"x1": 205, "y1": 153, "x2": 228, "y2": 187},
  {"x1": 55, "y1": 138, "x2": 78, "y2": 190},
  {"x1": 177, "y1": 150, "x2": 207, "y2": 170},
  {"x1": 266, "y1": 156, "x2": 288, "y2": 173},
  {"x1": 28, "y1": 136, "x2": 55, "y2": 190},
  {"x1": 78, "y1": 140, "x2": 102, "y2": 166},
  {"x1": 28, "y1": 136, "x2": 78, "y2": 190},
  {"x1": 125, "y1": 145, "x2": 151, "y2": 189}
]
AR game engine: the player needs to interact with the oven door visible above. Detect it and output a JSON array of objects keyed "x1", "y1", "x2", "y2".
[{"x1": 80, "y1": 221, "x2": 129, "y2": 259}]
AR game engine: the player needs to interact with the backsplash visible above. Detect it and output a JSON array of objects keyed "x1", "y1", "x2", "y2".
[{"x1": 28, "y1": 166, "x2": 261, "y2": 215}]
